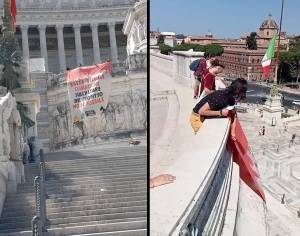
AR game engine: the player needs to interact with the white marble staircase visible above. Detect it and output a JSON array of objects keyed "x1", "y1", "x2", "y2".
[{"x1": 0, "y1": 143, "x2": 147, "y2": 236}]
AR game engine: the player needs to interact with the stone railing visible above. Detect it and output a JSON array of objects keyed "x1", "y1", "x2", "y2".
[
  {"x1": 150, "y1": 53, "x2": 267, "y2": 236},
  {"x1": 172, "y1": 51, "x2": 204, "y2": 87},
  {"x1": 150, "y1": 118, "x2": 267, "y2": 236},
  {"x1": 150, "y1": 51, "x2": 173, "y2": 76},
  {"x1": 0, "y1": 92, "x2": 25, "y2": 216},
  {"x1": 151, "y1": 119, "x2": 241, "y2": 235},
  {"x1": 150, "y1": 50, "x2": 204, "y2": 87}
]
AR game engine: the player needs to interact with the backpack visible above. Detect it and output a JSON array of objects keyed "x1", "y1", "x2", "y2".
[{"x1": 189, "y1": 59, "x2": 200, "y2": 71}]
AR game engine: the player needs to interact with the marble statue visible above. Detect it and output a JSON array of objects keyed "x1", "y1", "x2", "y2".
[{"x1": 105, "y1": 103, "x2": 116, "y2": 132}]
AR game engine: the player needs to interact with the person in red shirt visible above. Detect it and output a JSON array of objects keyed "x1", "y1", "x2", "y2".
[
  {"x1": 199, "y1": 59, "x2": 224, "y2": 99},
  {"x1": 194, "y1": 53, "x2": 208, "y2": 99}
]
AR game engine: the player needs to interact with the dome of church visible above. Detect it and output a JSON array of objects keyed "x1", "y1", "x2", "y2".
[{"x1": 260, "y1": 14, "x2": 278, "y2": 29}]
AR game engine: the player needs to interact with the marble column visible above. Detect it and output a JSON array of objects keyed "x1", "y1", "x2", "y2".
[
  {"x1": 91, "y1": 23, "x2": 101, "y2": 64},
  {"x1": 73, "y1": 23, "x2": 83, "y2": 66},
  {"x1": 108, "y1": 22, "x2": 118, "y2": 63},
  {"x1": 38, "y1": 25, "x2": 48, "y2": 71},
  {"x1": 56, "y1": 24, "x2": 66, "y2": 72},
  {"x1": 20, "y1": 25, "x2": 29, "y2": 62}
]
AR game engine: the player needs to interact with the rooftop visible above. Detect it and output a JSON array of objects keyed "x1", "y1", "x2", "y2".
[{"x1": 260, "y1": 14, "x2": 278, "y2": 29}]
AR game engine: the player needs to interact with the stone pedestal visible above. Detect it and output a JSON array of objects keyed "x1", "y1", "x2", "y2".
[{"x1": 262, "y1": 94, "x2": 283, "y2": 126}]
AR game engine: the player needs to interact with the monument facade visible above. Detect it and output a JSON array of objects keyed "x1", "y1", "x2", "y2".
[
  {"x1": 0, "y1": 0, "x2": 146, "y2": 152},
  {"x1": 0, "y1": 0, "x2": 138, "y2": 74}
]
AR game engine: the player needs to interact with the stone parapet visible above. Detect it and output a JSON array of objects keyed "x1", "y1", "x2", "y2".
[
  {"x1": 151, "y1": 119, "x2": 242, "y2": 235},
  {"x1": 150, "y1": 53, "x2": 267, "y2": 236}
]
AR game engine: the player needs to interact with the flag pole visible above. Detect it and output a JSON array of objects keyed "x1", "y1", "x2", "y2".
[{"x1": 274, "y1": 0, "x2": 285, "y2": 85}]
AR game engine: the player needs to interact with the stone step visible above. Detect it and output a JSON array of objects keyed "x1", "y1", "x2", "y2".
[
  {"x1": 2, "y1": 199, "x2": 147, "y2": 218},
  {"x1": 0, "y1": 217, "x2": 147, "y2": 235},
  {"x1": 18, "y1": 174, "x2": 146, "y2": 191},
  {"x1": 44, "y1": 151, "x2": 146, "y2": 163},
  {"x1": 0, "y1": 205, "x2": 146, "y2": 224},
  {"x1": 43, "y1": 159, "x2": 146, "y2": 170},
  {"x1": 45, "y1": 153, "x2": 147, "y2": 164},
  {"x1": 30, "y1": 161, "x2": 147, "y2": 173},
  {"x1": 73, "y1": 228, "x2": 147, "y2": 236},
  {"x1": 15, "y1": 180, "x2": 146, "y2": 197},
  {"x1": 41, "y1": 163, "x2": 146, "y2": 175},
  {"x1": 0, "y1": 143, "x2": 147, "y2": 235},
  {"x1": 24, "y1": 157, "x2": 146, "y2": 172},
  {"x1": 0, "y1": 210, "x2": 147, "y2": 231},
  {"x1": 5, "y1": 185, "x2": 146, "y2": 205},
  {"x1": 19, "y1": 170, "x2": 145, "y2": 183},
  {"x1": 44, "y1": 153, "x2": 147, "y2": 164},
  {"x1": 4, "y1": 190, "x2": 146, "y2": 209},
  {"x1": 26, "y1": 164, "x2": 147, "y2": 177},
  {"x1": 3, "y1": 195, "x2": 146, "y2": 213},
  {"x1": 18, "y1": 177, "x2": 146, "y2": 193},
  {"x1": 6, "y1": 185, "x2": 146, "y2": 205},
  {"x1": 24, "y1": 169, "x2": 146, "y2": 183}
]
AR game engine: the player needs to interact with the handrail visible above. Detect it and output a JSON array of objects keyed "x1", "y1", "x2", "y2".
[{"x1": 32, "y1": 149, "x2": 48, "y2": 236}]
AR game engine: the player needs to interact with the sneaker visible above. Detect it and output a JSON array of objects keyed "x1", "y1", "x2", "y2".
[{"x1": 193, "y1": 96, "x2": 197, "y2": 99}]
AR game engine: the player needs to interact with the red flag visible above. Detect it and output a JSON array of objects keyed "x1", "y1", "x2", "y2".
[
  {"x1": 10, "y1": 0, "x2": 17, "y2": 31},
  {"x1": 227, "y1": 118, "x2": 266, "y2": 201}
]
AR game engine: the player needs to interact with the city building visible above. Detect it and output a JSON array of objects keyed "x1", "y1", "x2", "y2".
[
  {"x1": 150, "y1": 30, "x2": 160, "y2": 45},
  {"x1": 184, "y1": 14, "x2": 289, "y2": 50},
  {"x1": 241, "y1": 14, "x2": 289, "y2": 50},
  {"x1": 149, "y1": 31, "x2": 176, "y2": 47},
  {"x1": 218, "y1": 48, "x2": 277, "y2": 81},
  {"x1": 160, "y1": 32, "x2": 176, "y2": 47},
  {"x1": 184, "y1": 14, "x2": 292, "y2": 81}
]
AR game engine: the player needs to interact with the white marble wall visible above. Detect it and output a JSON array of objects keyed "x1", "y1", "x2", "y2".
[
  {"x1": 47, "y1": 74, "x2": 146, "y2": 150},
  {"x1": 0, "y1": 93, "x2": 25, "y2": 216}
]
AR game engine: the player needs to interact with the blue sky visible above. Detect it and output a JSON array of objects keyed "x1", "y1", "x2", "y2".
[{"x1": 150, "y1": 0, "x2": 300, "y2": 38}]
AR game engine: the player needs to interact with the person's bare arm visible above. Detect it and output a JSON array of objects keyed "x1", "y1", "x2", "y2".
[
  {"x1": 150, "y1": 174, "x2": 176, "y2": 188},
  {"x1": 198, "y1": 102, "x2": 228, "y2": 117},
  {"x1": 230, "y1": 112, "x2": 237, "y2": 141},
  {"x1": 204, "y1": 87, "x2": 214, "y2": 94}
]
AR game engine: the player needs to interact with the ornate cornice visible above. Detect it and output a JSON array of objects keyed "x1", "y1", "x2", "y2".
[
  {"x1": 13, "y1": 8, "x2": 129, "y2": 26},
  {"x1": 1, "y1": 0, "x2": 136, "y2": 11}
]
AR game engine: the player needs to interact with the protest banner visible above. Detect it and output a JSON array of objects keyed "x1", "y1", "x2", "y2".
[{"x1": 66, "y1": 61, "x2": 112, "y2": 124}]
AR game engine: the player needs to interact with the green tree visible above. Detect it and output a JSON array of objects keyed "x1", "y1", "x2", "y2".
[
  {"x1": 157, "y1": 35, "x2": 164, "y2": 45},
  {"x1": 246, "y1": 32, "x2": 257, "y2": 50},
  {"x1": 278, "y1": 35, "x2": 300, "y2": 84},
  {"x1": 0, "y1": 0, "x2": 23, "y2": 93},
  {"x1": 159, "y1": 44, "x2": 172, "y2": 55},
  {"x1": 204, "y1": 44, "x2": 224, "y2": 56}
]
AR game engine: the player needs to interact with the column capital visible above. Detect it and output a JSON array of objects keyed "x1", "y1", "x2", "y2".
[
  {"x1": 20, "y1": 25, "x2": 29, "y2": 31},
  {"x1": 55, "y1": 24, "x2": 64, "y2": 31},
  {"x1": 73, "y1": 23, "x2": 81, "y2": 30},
  {"x1": 90, "y1": 22, "x2": 99, "y2": 29},
  {"x1": 38, "y1": 25, "x2": 47, "y2": 32}
]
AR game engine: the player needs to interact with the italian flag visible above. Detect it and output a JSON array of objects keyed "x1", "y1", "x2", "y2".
[
  {"x1": 10, "y1": 0, "x2": 17, "y2": 31},
  {"x1": 261, "y1": 35, "x2": 276, "y2": 79}
]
